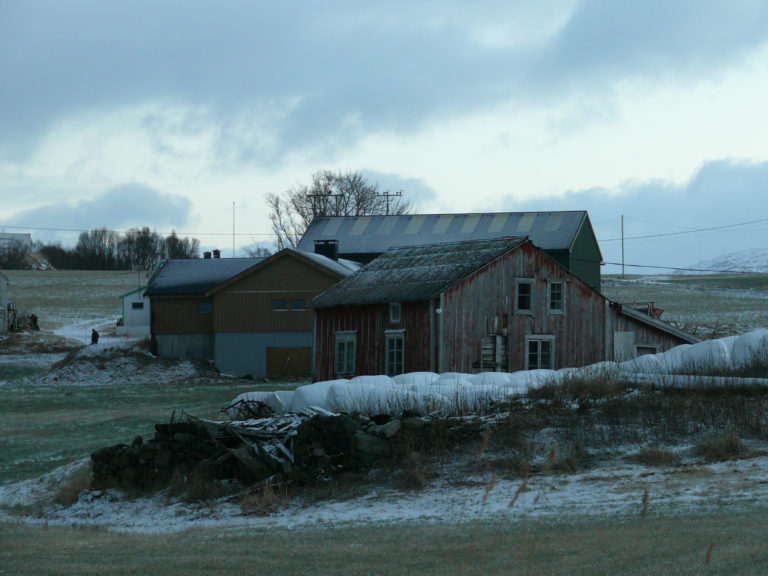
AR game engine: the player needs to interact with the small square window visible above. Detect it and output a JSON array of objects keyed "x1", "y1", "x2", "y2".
[
  {"x1": 272, "y1": 299, "x2": 288, "y2": 311},
  {"x1": 290, "y1": 299, "x2": 306, "y2": 311},
  {"x1": 390, "y1": 302, "x2": 401, "y2": 324},
  {"x1": 198, "y1": 301, "x2": 213, "y2": 314},
  {"x1": 525, "y1": 336, "x2": 555, "y2": 370}
]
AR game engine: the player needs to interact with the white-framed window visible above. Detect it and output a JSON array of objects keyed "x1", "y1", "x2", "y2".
[
  {"x1": 636, "y1": 344, "x2": 658, "y2": 357},
  {"x1": 272, "y1": 299, "x2": 288, "y2": 312},
  {"x1": 385, "y1": 330, "x2": 405, "y2": 376},
  {"x1": 290, "y1": 299, "x2": 307, "y2": 311},
  {"x1": 390, "y1": 302, "x2": 401, "y2": 324},
  {"x1": 525, "y1": 335, "x2": 555, "y2": 370},
  {"x1": 548, "y1": 281, "x2": 565, "y2": 315},
  {"x1": 131, "y1": 302, "x2": 144, "y2": 310},
  {"x1": 515, "y1": 278, "x2": 534, "y2": 314},
  {"x1": 335, "y1": 332, "x2": 356, "y2": 376}
]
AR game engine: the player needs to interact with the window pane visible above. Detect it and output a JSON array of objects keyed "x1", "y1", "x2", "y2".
[
  {"x1": 517, "y1": 282, "x2": 532, "y2": 311},
  {"x1": 550, "y1": 283, "x2": 562, "y2": 311},
  {"x1": 541, "y1": 341, "x2": 552, "y2": 368},
  {"x1": 290, "y1": 299, "x2": 306, "y2": 311},
  {"x1": 272, "y1": 299, "x2": 287, "y2": 311},
  {"x1": 528, "y1": 340, "x2": 538, "y2": 369}
]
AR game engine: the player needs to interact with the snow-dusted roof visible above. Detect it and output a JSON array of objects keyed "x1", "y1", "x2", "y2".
[
  {"x1": 294, "y1": 250, "x2": 361, "y2": 277},
  {"x1": 297, "y1": 212, "x2": 590, "y2": 256},
  {"x1": 313, "y1": 237, "x2": 528, "y2": 307},
  {"x1": 145, "y1": 258, "x2": 264, "y2": 296}
]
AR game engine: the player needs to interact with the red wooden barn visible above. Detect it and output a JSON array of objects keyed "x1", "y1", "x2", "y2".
[{"x1": 312, "y1": 237, "x2": 698, "y2": 381}]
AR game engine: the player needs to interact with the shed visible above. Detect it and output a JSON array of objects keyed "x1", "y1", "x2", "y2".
[
  {"x1": 312, "y1": 237, "x2": 697, "y2": 380},
  {"x1": 297, "y1": 211, "x2": 603, "y2": 289},
  {"x1": 117, "y1": 285, "x2": 151, "y2": 337}
]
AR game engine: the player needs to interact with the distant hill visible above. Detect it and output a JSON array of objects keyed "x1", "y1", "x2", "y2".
[{"x1": 682, "y1": 248, "x2": 768, "y2": 274}]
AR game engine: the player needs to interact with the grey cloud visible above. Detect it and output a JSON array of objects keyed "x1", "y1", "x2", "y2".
[
  {"x1": 2, "y1": 1, "x2": 768, "y2": 162},
  {"x1": 504, "y1": 160, "x2": 768, "y2": 272},
  {"x1": 3, "y1": 184, "x2": 193, "y2": 242}
]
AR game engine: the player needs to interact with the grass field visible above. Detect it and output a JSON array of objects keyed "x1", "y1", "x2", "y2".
[
  {"x1": 2, "y1": 510, "x2": 768, "y2": 575},
  {"x1": 2, "y1": 269, "x2": 768, "y2": 574}
]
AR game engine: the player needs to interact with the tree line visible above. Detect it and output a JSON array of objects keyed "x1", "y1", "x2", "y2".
[{"x1": 36, "y1": 227, "x2": 200, "y2": 271}]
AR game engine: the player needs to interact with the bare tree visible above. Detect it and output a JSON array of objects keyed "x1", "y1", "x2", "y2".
[
  {"x1": 268, "y1": 170, "x2": 411, "y2": 249},
  {"x1": 164, "y1": 231, "x2": 200, "y2": 259},
  {"x1": 243, "y1": 242, "x2": 273, "y2": 258}
]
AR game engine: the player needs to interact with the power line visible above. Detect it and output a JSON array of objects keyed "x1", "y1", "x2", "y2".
[
  {"x1": 0, "y1": 224, "x2": 276, "y2": 238},
  {"x1": 599, "y1": 216, "x2": 768, "y2": 243}
]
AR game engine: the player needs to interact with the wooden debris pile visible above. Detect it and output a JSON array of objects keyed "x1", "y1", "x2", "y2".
[{"x1": 91, "y1": 409, "x2": 489, "y2": 494}]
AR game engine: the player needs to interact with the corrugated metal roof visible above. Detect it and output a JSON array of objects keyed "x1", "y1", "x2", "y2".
[
  {"x1": 313, "y1": 237, "x2": 528, "y2": 308},
  {"x1": 297, "y1": 211, "x2": 588, "y2": 255},
  {"x1": 145, "y1": 258, "x2": 264, "y2": 296}
]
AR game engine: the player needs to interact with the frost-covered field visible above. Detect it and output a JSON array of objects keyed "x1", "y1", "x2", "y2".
[{"x1": 2, "y1": 270, "x2": 768, "y2": 574}]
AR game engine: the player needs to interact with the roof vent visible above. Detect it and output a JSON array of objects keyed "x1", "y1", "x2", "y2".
[
  {"x1": 212, "y1": 249, "x2": 221, "y2": 259},
  {"x1": 203, "y1": 251, "x2": 212, "y2": 259},
  {"x1": 314, "y1": 239, "x2": 339, "y2": 261}
]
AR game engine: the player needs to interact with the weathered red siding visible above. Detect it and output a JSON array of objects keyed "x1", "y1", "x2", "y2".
[
  {"x1": 314, "y1": 301, "x2": 431, "y2": 381},
  {"x1": 314, "y1": 243, "x2": 693, "y2": 379}
]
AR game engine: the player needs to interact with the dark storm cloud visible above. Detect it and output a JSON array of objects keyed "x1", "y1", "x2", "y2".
[
  {"x1": 505, "y1": 160, "x2": 768, "y2": 271},
  {"x1": 2, "y1": 1, "x2": 767, "y2": 162},
  {"x1": 3, "y1": 184, "x2": 193, "y2": 234}
]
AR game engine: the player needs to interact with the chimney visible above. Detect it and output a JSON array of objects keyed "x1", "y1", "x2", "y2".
[
  {"x1": 203, "y1": 251, "x2": 212, "y2": 259},
  {"x1": 212, "y1": 249, "x2": 221, "y2": 259},
  {"x1": 314, "y1": 239, "x2": 339, "y2": 261}
]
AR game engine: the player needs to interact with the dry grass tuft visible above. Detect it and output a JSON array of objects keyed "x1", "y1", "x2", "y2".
[
  {"x1": 694, "y1": 430, "x2": 749, "y2": 462},
  {"x1": 52, "y1": 461, "x2": 93, "y2": 506},
  {"x1": 239, "y1": 481, "x2": 289, "y2": 516},
  {"x1": 627, "y1": 447, "x2": 682, "y2": 467}
]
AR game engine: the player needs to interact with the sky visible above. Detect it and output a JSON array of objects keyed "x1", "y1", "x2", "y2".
[{"x1": 2, "y1": 1, "x2": 768, "y2": 273}]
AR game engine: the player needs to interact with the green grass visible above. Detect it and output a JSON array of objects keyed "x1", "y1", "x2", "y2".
[
  {"x1": 2, "y1": 510, "x2": 768, "y2": 575},
  {"x1": 0, "y1": 379, "x2": 265, "y2": 484}
]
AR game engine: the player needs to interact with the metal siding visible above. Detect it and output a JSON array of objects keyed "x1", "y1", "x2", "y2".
[
  {"x1": 215, "y1": 331, "x2": 312, "y2": 378},
  {"x1": 151, "y1": 297, "x2": 214, "y2": 335},
  {"x1": 213, "y1": 255, "x2": 339, "y2": 332}
]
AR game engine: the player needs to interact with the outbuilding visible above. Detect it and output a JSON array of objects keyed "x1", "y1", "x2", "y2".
[{"x1": 312, "y1": 237, "x2": 698, "y2": 380}]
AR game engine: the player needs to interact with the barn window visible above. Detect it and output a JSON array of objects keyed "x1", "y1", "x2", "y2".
[
  {"x1": 335, "y1": 332, "x2": 356, "y2": 376},
  {"x1": 131, "y1": 302, "x2": 144, "y2": 310},
  {"x1": 548, "y1": 281, "x2": 564, "y2": 314},
  {"x1": 385, "y1": 330, "x2": 405, "y2": 376},
  {"x1": 515, "y1": 279, "x2": 534, "y2": 314},
  {"x1": 290, "y1": 299, "x2": 306, "y2": 311},
  {"x1": 636, "y1": 344, "x2": 658, "y2": 356},
  {"x1": 390, "y1": 302, "x2": 401, "y2": 324},
  {"x1": 198, "y1": 300, "x2": 213, "y2": 314},
  {"x1": 525, "y1": 335, "x2": 555, "y2": 370},
  {"x1": 272, "y1": 299, "x2": 288, "y2": 312}
]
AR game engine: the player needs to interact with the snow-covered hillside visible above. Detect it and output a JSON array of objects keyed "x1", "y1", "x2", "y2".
[{"x1": 683, "y1": 248, "x2": 768, "y2": 273}]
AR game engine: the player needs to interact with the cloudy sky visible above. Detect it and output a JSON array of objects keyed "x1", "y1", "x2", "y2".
[{"x1": 2, "y1": 1, "x2": 768, "y2": 272}]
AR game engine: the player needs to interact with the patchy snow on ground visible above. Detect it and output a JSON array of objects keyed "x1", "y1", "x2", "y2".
[{"x1": 3, "y1": 452, "x2": 768, "y2": 534}]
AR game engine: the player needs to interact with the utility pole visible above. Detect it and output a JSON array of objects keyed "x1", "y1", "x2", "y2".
[
  {"x1": 232, "y1": 201, "x2": 236, "y2": 258},
  {"x1": 621, "y1": 214, "x2": 625, "y2": 278},
  {"x1": 376, "y1": 190, "x2": 402, "y2": 215}
]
